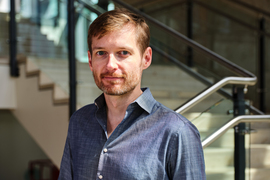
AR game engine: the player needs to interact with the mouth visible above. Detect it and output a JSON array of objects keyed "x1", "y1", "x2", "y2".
[
  {"x1": 102, "y1": 76, "x2": 124, "y2": 80},
  {"x1": 101, "y1": 72, "x2": 125, "y2": 79},
  {"x1": 101, "y1": 73, "x2": 125, "y2": 83}
]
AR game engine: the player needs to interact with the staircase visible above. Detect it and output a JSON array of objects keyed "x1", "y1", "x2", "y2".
[
  {"x1": 1, "y1": 0, "x2": 270, "y2": 179},
  {"x1": 0, "y1": 12, "x2": 69, "y2": 167}
]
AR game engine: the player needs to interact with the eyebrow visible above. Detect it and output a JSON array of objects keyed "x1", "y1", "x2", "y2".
[
  {"x1": 92, "y1": 46, "x2": 135, "y2": 54},
  {"x1": 92, "y1": 47, "x2": 105, "y2": 51}
]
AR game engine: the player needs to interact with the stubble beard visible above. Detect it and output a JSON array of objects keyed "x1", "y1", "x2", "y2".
[{"x1": 92, "y1": 71, "x2": 140, "y2": 96}]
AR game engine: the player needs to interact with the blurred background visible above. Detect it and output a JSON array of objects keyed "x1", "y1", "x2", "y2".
[{"x1": 0, "y1": 0, "x2": 270, "y2": 179}]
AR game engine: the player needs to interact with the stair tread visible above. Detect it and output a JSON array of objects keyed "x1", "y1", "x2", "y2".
[{"x1": 251, "y1": 144, "x2": 270, "y2": 148}]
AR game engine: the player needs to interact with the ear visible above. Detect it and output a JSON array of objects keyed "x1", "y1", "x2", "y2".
[
  {"x1": 142, "y1": 47, "x2": 152, "y2": 70},
  {"x1": 88, "y1": 51, "x2": 93, "y2": 71}
]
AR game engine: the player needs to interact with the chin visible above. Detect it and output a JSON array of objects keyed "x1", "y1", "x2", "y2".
[{"x1": 102, "y1": 86, "x2": 136, "y2": 96}]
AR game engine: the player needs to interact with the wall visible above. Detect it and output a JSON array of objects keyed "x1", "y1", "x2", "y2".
[
  {"x1": 12, "y1": 63, "x2": 69, "y2": 168},
  {"x1": 0, "y1": 61, "x2": 16, "y2": 109},
  {"x1": 0, "y1": 110, "x2": 48, "y2": 180}
]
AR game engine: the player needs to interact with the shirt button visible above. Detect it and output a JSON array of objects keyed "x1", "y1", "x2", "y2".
[
  {"x1": 103, "y1": 148, "x2": 108, "y2": 153},
  {"x1": 98, "y1": 175, "x2": 103, "y2": 179}
]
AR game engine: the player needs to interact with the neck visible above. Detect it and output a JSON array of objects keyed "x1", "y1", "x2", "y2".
[{"x1": 104, "y1": 87, "x2": 143, "y2": 137}]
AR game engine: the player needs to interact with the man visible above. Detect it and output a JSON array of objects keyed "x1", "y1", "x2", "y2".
[{"x1": 58, "y1": 8, "x2": 205, "y2": 180}]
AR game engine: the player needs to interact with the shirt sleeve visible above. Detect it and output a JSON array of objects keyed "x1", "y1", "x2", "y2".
[
  {"x1": 58, "y1": 130, "x2": 73, "y2": 180},
  {"x1": 167, "y1": 122, "x2": 206, "y2": 180}
]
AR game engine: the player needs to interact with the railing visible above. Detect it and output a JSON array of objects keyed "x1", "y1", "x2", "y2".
[
  {"x1": 189, "y1": 0, "x2": 268, "y2": 113},
  {"x1": 9, "y1": 0, "x2": 19, "y2": 77},
  {"x1": 202, "y1": 115, "x2": 270, "y2": 148},
  {"x1": 175, "y1": 76, "x2": 256, "y2": 114},
  {"x1": 68, "y1": 0, "x2": 77, "y2": 116},
  {"x1": 202, "y1": 114, "x2": 270, "y2": 179}
]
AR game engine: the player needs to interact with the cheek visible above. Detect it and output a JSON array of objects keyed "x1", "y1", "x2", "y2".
[
  {"x1": 91, "y1": 62, "x2": 103, "y2": 72},
  {"x1": 129, "y1": 64, "x2": 143, "y2": 78}
]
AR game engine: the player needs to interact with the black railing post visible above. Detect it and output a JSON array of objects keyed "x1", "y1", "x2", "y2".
[
  {"x1": 68, "y1": 0, "x2": 77, "y2": 117},
  {"x1": 259, "y1": 17, "x2": 265, "y2": 113},
  {"x1": 54, "y1": 0, "x2": 60, "y2": 27},
  {"x1": 187, "y1": 0, "x2": 193, "y2": 67},
  {"x1": 9, "y1": 0, "x2": 19, "y2": 77},
  {"x1": 233, "y1": 86, "x2": 246, "y2": 180},
  {"x1": 37, "y1": 0, "x2": 41, "y2": 26}
]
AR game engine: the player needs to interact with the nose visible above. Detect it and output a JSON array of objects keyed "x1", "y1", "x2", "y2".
[{"x1": 106, "y1": 54, "x2": 118, "y2": 70}]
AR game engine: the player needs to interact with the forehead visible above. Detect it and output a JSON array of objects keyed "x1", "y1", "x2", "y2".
[
  {"x1": 92, "y1": 25, "x2": 138, "y2": 49},
  {"x1": 97, "y1": 24, "x2": 136, "y2": 40}
]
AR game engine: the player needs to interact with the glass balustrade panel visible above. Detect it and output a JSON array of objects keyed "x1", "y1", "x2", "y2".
[
  {"x1": 190, "y1": 94, "x2": 234, "y2": 179},
  {"x1": 17, "y1": 0, "x2": 69, "y2": 101},
  {"x1": 182, "y1": 92, "x2": 234, "y2": 140},
  {"x1": 203, "y1": 129, "x2": 235, "y2": 180}
]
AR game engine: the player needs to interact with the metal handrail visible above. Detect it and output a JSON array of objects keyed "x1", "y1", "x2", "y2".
[
  {"x1": 175, "y1": 76, "x2": 257, "y2": 114},
  {"x1": 152, "y1": 45, "x2": 263, "y2": 115},
  {"x1": 202, "y1": 115, "x2": 270, "y2": 148}
]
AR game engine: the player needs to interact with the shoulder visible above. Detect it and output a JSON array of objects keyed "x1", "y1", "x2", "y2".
[
  {"x1": 153, "y1": 103, "x2": 200, "y2": 141},
  {"x1": 69, "y1": 103, "x2": 97, "y2": 127},
  {"x1": 156, "y1": 102, "x2": 197, "y2": 131}
]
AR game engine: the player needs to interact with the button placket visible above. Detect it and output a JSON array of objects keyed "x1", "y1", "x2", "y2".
[{"x1": 97, "y1": 146, "x2": 109, "y2": 180}]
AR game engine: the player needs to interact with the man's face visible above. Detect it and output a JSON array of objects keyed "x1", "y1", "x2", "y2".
[{"x1": 88, "y1": 25, "x2": 152, "y2": 96}]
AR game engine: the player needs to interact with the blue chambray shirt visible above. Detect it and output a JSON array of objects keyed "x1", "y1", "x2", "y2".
[{"x1": 58, "y1": 88, "x2": 206, "y2": 180}]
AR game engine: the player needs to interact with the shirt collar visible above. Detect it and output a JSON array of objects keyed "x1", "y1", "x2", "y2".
[
  {"x1": 134, "y1": 88, "x2": 156, "y2": 114},
  {"x1": 94, "y1": 88, "x2": 156, "y2": 114},
  {"x1": 94, "y1": 93, "x2": 106, "y2": 110}
]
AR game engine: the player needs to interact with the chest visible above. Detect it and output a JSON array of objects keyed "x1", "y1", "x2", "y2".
[{"x1": 71, "y1": 121, "x2": 172, "y2": 180}]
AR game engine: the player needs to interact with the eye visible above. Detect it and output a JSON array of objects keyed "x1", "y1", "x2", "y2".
[
  {"x1": 96, "y1": 51, "x2": 106, "y2": 56},
  {"x1": 119, "y1": 51, "x2": 130, "y2": 56}
]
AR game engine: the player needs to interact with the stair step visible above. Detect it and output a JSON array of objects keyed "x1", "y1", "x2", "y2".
[
  {"x1": 206, "y1": 167, "x2": 234, "y2": 180},
  {"x1": 250, "y1": 168, "x2": 270, "y2": 180},
  {"x1": 184, "y1": 112, "x2": 233, "y2": 130},
  {"x1": 204, "y1": 147, "x2": 234, "y2": 168},
  {"x1": 201, "y1": 129, "x2": 234, "y2": 148},
  {"x1": 251, "y1": 122, "x2": 270, "y2": 129},
  {"x1": 206, "y1": 168, "x2": 270, "y2": 180},
  {"x1": 250, "y1": 144, "x2": 270, "y2": 168},
  {"x1": 251, "y1": 128, "x2": 270, "y2": 144}
]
